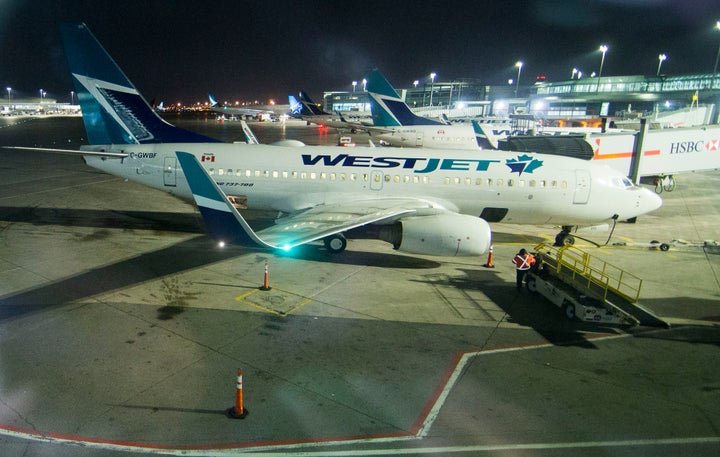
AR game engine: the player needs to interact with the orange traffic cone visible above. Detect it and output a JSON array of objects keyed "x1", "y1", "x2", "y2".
[
  {"x1": 226, "y1": 368, "x2": 248, "y2": 419},
  {"x1": 483, "y1": 245, "x2": 495, "y2": 268},
  {"x1": 259, "y1": 260, "x2": 271, "y2": 291}
]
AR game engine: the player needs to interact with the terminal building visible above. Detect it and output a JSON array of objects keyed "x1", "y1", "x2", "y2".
[{"x1": 323, "y1": 73, "x2": 720, "y2": 125}]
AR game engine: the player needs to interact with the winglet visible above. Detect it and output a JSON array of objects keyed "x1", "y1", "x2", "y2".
[{"x1": 176, "y1": 151, "x2": 276, "y2": 249}]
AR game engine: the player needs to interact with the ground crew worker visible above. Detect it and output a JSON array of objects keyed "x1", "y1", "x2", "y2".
[{"x1": 512, "y1": 248, "x2": 536, "y2": 290}]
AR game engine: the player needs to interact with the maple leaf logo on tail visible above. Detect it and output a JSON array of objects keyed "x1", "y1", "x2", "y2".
[{"x1": 505, "y1": 154, "x2": 543, "y2": 175}]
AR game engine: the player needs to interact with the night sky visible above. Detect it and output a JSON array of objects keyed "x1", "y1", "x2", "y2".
[{"x1": 1, "y1": 0, "x2": 719, "y2": 105}]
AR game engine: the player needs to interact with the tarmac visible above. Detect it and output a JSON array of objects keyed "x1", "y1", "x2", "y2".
[{"x1": 0, "y1": 119, "x2": 719, "y2": 456}]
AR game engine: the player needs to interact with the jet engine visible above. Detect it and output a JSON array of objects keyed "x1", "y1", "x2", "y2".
[{"x1": 379, "y1": 214, "x2": 491, "y2": 256}]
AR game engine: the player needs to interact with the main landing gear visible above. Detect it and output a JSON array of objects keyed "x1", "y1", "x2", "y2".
[
  {"x1": 323, "y1": 233, "x2": 347, "y2": 253},
  {"x1": 554, "y1": 226, "x2": 575, "y2": 246}
]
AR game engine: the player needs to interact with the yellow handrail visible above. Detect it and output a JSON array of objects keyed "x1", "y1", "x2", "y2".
[{"x1": 534, "y1": 243, "x2": 642, "y2": 303}]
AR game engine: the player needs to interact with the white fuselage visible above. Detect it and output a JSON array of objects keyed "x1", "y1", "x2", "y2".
[
  {"x1": 83, "y1": 143, "x2": 662, "y2": 226},
  {"x1": 375, "y1": 124, "x2": 478, "y2": 150}
]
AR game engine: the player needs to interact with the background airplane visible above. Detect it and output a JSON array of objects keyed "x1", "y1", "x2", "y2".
[
  {"x1": 7, "y1": 22, "x2": 662, "y2": 256},
  {"x1": 364, "y1": 68, "x2": 480, "y2": 150},
  {"x1": 288, "y1": 91, "x2": 362, "y2": 131},
  {"x1": 208, "y1": 93, "x2": 278, "y2": 120}
]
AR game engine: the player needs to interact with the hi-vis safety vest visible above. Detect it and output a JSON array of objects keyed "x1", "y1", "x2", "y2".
[{"x1": 513, "y1": 254, "x2": 535, "y2": 271}]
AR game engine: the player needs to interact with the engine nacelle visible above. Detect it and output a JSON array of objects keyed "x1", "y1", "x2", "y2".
[{"x1": 379, "y1": 214, "x2": 492, "y2": 256}]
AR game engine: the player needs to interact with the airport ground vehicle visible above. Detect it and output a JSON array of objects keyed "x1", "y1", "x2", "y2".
[{"x1": 525, "y1": 243, "x2": 648, "y2": 325}]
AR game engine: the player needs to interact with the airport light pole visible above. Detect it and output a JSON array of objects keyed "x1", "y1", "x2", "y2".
[
  {"x1": 656, "y1": 54, "x2": 667, "y2": 76},
  {"x1": 6, "y1": 87, "x2": 10, "y2": 106},
  {"x1": 571, "y1": 68, "x2": 578, "y2": 79},
  {"x1": 597, "y1": 45, "x2": 608, "y2": 92},
  {"x1": 70, "y1": 90, "x2": 74, "y2": 104},
  {"x1": 429, "y1": 72, "x2": 436, "y2": 106},
  {"x1": 714, "y1": 20, "x2": 720, "y2": 75},
  {"x1": 515, "y1": 61, "x2": 523, "y2": 97},
  {"x1": 362, "y1": 78, "x2": 367, "y2": 91},
  {"x1": 352, "y1": 80, "x2": 357, "y2": 93}
]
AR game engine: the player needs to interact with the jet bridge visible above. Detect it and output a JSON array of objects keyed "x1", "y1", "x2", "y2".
[{"x1": 527, "y1": 243, "x2": 669, "y2": 327}]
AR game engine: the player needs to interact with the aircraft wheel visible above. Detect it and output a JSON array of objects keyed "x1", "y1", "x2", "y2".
[
  {"x1": 323, "y1": 234, "x2": 347, "y2": 253},
  {"x1": 563, "y1": 301, "x2": 576, "y2": 320},
  {"x1": 660, "y1": 243, "x2": 670, "y2": 251},
  {"x1": 526, "y1": 276, "x2": 538, "y2": 293},
  {"x1": 663, "y1": 176, "x2": 676, "y2": 192}
]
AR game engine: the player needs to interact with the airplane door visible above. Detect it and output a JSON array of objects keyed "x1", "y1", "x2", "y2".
[
  {"x1": 415, "y1": 132, "x2": 424, "y2": 147},
  {"x1": 573, "y1": 169, "x2": 590, "y2": 204},
  {"x1": 370, "y1": 171, "x2": 383, "y2": 191},
  {"x1": 164, "y1": 157, "x2": 177, "y2": 187}
]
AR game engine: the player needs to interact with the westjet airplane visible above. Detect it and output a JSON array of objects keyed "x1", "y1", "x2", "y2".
[
  {"x1": 6, "y1": 23, "x2": 662, "y2": 255},
  {"x1": 365, "y1": 69, "x2": 480, "y2": 150}
]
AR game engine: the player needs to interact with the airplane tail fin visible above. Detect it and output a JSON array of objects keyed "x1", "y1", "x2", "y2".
[
  {"x1": 288, "y1": 95, "x2": 303, "y2": 116},
  {"x1": 472, "y1": 120, "x2": 500, "y2": 149},
  {"x1": 299, "y1": 91, "x2": 330, "y2": 116},
  {"x1": 365, "y1": 68, "x2": 442, "y2": 127},
  {"x1": 208, "y1": 94, "x2": 218, "y2": 107},
  {"x1": 60, "y1": 22, "x2": 217, "y2": 145}
]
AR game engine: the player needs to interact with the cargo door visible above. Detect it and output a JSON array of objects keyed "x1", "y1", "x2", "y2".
[{"x1": 415, "y1": 131, "x2": 424, "y2": 147}]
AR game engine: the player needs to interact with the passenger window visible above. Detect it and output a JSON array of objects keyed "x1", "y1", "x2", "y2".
[
  {"x1": 476, "y1": 178, "x2": 483, "y2": 186},
  {"x1": 497, "y1": 179, "x2": 503, "y2": 187},
  {"x1": 209, "y1": 168, "x2": 215, "y2": 175},
  {"x1": 508, "y1": 179, "x2": 514, "y2": 187},
  {"x1": 561, "y1": 180, "x2": 567, "y2": 189},
  {"x1": 218, "y1": 169, "x2": 224, "y2": 175}
]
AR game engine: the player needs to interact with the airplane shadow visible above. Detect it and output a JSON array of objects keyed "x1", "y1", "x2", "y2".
[
  {"x1": 0, "y1": 206, "x2": 203, "y2": 234},
  {"x1": 0, "y1": 236, "x2": 240, "y2": 322},
  {"x1": 0, "y1": 206, "x2": 441, "y2": 269},
  {"x1": 417, "y1": 268, "x2": 632, "y2": 348}
]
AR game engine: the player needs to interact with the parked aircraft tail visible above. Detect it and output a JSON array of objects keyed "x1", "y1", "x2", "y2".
[
  {"x1": 298, "y1": 91, "x2": 330, "y2": 116},
  {"x1": 60, "y1": 22, "x2": 217, "y2": 145},
  {"x1": 365, "y1": 68, "x2": 443, "y2": 127}
]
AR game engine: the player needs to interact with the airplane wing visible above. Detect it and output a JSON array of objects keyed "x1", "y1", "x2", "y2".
[
  {"x1": 175, "y1": 151, "x2": 435, "y2": 251},
  {"x1": 2, "y1": 146, "x2": 129, "y2": 158},
  {"x1": 255, "y1": 199, "x2": 421, "y2": 249}
]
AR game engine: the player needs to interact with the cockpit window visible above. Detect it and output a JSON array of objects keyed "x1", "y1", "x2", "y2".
[{"x1": 611, "y1": 177, "x2": 636, "y2": 189}]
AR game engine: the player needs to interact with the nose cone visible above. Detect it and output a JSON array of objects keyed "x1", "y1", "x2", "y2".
[{"x1": 638, "y1": 187, "x2": 663, "y2": 215}]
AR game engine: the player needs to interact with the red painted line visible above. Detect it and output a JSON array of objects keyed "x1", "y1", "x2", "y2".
[
  {"x1": 0, "y1": 333, "x2": 623, "y2": 453},
  {"x1": 594, "y1": 149, "x2": 662, "y2": 160}
]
